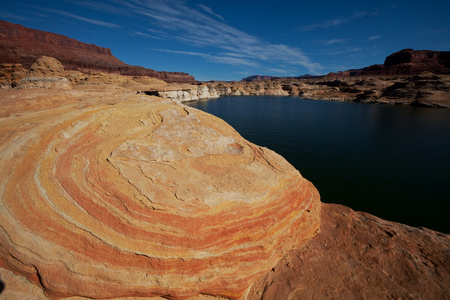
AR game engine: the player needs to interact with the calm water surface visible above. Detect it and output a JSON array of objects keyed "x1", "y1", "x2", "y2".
[{"x1": 186, "y1": 96, "x2": 450, "y2": 233}]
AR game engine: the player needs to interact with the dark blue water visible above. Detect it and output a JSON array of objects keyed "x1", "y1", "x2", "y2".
[{"x1": 186, "y1": 96, "x2": 450, "y2": 233}]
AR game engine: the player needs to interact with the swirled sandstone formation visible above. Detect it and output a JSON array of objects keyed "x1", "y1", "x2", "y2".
[{"x1": 0, "y1": 88, "x2": 321, "y2": 299}]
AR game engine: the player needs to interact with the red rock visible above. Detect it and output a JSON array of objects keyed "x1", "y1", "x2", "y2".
[
  {"x1": 0, "y1": 20, "x2": 195, "y2": 83},
  {"x1": 327, "y1": 49, "x2": 450, "y2": 77},
  {"x1": 0, "y1": 88, "x2": 320, "y2": 299},
  {"x1": 246, "y1": 203, "x2": 450, "y2": 299}
]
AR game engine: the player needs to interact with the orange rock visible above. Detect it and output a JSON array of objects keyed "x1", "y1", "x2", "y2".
[
  {"x1": 0, "y1": 88, "x2": 320, "y2": 299},
  {"x1": 17, "y1": 56, "x2": 71, "y2": 89}
]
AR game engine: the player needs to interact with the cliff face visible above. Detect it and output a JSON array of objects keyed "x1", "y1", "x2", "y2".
[
  {"x1": 148, "y1": 73, "x2": 450, "y2": 108},
  {"x1": 0, "y1": 20, "x2": 195, "y2": 82},
  {"x1": 327, "y1": 49, "x2": 450, "y2": 77}
]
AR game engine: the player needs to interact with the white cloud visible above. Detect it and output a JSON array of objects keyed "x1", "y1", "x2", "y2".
[
  {"x1": 105, "y1": 0, "x2": 322, "y2": 74},
  {"x1": 320, "y1": 47, "x2": 362, "y2": 55},
  {"x1": 320, "y1": 38, "x2": 351, "y2": 45},
  {"x1": 37, "y1": 7, "x2": 120, "y2": 28},
  {"x1": 0, "y1": 11, "x2": 29, "y2": 21},
  {"x1": 299, "y1": 11, "x2": 367, "y2": 31},
  {"x1": 158, "y1": 49, "x2": 259, "y2": 67},
  {"x1": 197, "y1": 4, "x2": 225, "y2": 21},
  {"x1": 131, "y1": 31, "x2": 161, "y2": 39},
  {"x1": 367, "y1": 35, "x2": 380, "y2": 41}
]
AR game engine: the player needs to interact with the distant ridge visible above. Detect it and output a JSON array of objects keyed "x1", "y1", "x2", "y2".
[
  {"x1": 241, "y1": 74, "x2": 323, "y2": 82},
  {"x1": 326, "y1": 48, "x2": 450, "y2": 77},
  {"x1": 241, "y1": 75, "x2": 281, "y2": 82},
  {"x1": 0, "y1": 20, "x2": 195, "y2": 82},
  {"x1": 242, "y1": 49, "x2": 450, "y2": 81}
]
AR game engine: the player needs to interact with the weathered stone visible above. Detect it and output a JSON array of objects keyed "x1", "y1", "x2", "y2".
[
  {"x1": 0, "y1": 20, "x2": 195, "y2": 83},
  {"x1": 0, "y1": 88, "x2": 320, "y2": 299},
  {"x1": 17, "y1": 56, "x2": 71, "y2": 89},
  {"x1": 0, "y1": 63, "x2": 27, "y2": 88},
  {"x1": 246, "y1": 203, "x2": 450, "y2": 299}
]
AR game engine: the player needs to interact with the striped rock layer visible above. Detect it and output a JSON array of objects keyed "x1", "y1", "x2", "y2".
[{"x1": 0, "y1": 90, "x2": 321, "y2": 299}]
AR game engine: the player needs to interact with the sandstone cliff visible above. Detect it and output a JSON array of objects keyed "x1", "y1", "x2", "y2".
[
  {"x1": 0, "y1": 20, "x2": 195, "y2": 83},
  {"x1": 327, "y1": 49, "x2": 450, "y2": 77},
  {"x1": 7, "y1": 54, "x2": 448, "y2": 108},
  {"x1": 148, "y1": 74, "x2": 450, "y2": 108}
]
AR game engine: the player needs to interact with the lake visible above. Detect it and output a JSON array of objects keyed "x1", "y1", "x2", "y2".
[{"x1": 186, "y1": 96, "x2": 450, "y2": 233}]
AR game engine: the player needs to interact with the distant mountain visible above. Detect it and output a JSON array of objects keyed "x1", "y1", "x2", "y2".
[
  {"x1": 241, "y1": 74, "x2": 323, "y2": 82},
  {"x1": 0, "y1": 20, "x2": 195, "y2": 83},
  {"x1": 326, "y1": 49, "x2": 450, "y2": 77},
  {"x1": 241, "y1": 75, "x2": 281, "y2": 82},
  {"x1": 242, "y1": 49, "x2": 450, "y2": 82}
]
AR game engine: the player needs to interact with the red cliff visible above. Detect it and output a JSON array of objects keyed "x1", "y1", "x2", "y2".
[
  {"x1": 0, "y1": 20, "x2": 195, "y2": 82},
  {"x1": 327, "y1": 49, "x2": 450, "y2": 77}
]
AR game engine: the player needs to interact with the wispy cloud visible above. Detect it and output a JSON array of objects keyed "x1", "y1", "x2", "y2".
[
  {"x1": 197, "y1": 4, "x2": 225, "y2": 21},
  {"x1": 266, "y1": 68, "x2": 297, "y2": 76},
  {"x1": 158, "y1": 49, "x2": 259, "y2": 67},
  {"x1": 299, "y1": 11, "x2": 367, "y2": 31},
  {"x1": 320, "y1": 38, "x2": 351, "y2": 45},
  {"x1": 0, "y1": 11, "x2": 29, "y2": 21},
  {"x1": 131, "y1": 31, "x2": 162, "y2": 40},
  {"x1": 73, "y1": 0, "x2": 322, "y2": 74},
  {"x1": 37, "y1": 7, "x2": 120, "y2": 28},
  {"x1": 320, "y1": 47, "x2": 362, "y2": 55},
  {"x1": 367, "y1": 35, "x2": 380, "y2": 41},
  {"x1": 417, "y1": 28, "x2": 450, "y2": 34}
]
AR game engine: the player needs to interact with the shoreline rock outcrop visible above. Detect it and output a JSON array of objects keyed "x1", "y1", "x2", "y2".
[
  {"x1": 146, "y1": 74, "x2": 450, "y2": 108},
  {"x1": 247, "y1": 203, "x2": 450, "y2": 299},
  {"x1": 0, "y1": 88, "x2": 321, "y2": 299}
]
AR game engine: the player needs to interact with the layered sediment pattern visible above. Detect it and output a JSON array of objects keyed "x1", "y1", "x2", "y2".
[{"x1": 0, "y1": 90, "x2": 320, "y2": 299}]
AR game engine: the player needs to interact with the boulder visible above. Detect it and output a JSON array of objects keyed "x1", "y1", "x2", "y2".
[{"x1": 17, "y1": 56, "x2": 71, "y2": 89}]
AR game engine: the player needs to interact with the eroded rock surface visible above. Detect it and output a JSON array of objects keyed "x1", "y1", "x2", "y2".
[
  {"x1": 17, "y1": 55, "x2": 71, "y2": 89},
  {"x1": 326, "y1": 49, "x2": 450, "y2": 77},
  {"x1": 0, "y1": 20, "x2": 195, "y2": 82},
  {"x1": 151, "y1": 74, "x2": 450, "y2": 108},
  {"x1": 0, "y1": 88, "x2": 320, "y2": 299},
  {"x1": 0, "y1": 63, "x2": 27, "y2": 88},
  {"x1": 246, "y1": 203, "x2": 450, "y2": 299}
]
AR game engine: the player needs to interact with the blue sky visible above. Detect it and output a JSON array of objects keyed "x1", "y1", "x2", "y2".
[{"x1": 1, "y1": 0, "x2": 449, "y2": 81}]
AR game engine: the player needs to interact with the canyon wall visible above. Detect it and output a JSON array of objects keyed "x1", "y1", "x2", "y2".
[
  {"x1": 149, "y1": 73, "x2": 450, "y2": 108},
  {"x1": 0, "y1": 20, "x2": 195, "y2": 82},
  {"x1": 326, "y1": 49, "x2": 450, "y2": 77}
]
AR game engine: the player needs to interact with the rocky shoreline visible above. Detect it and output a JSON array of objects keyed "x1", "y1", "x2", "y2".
[
  {"x1": 0, "y1": 55, "x2": 449, "y2": 299},
  {"x1": 143, "y1": 73, "x2": 450, "y2": 108},
  {"x1": 4, "y1": 57, "x2": 449, "y2": 108}
]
